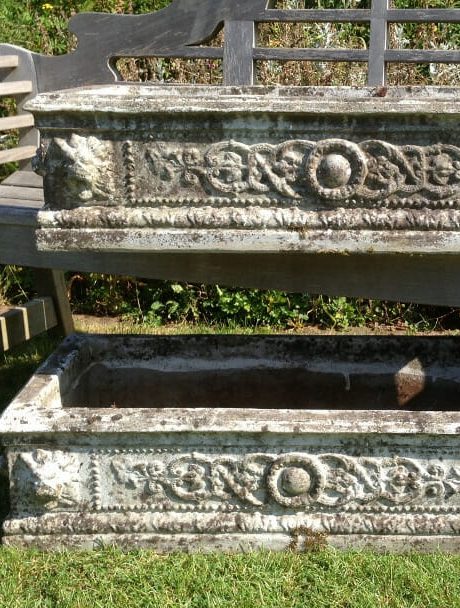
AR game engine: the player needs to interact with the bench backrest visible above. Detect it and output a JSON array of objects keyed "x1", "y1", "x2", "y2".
[
  {"x1": 2, "y1": 0, "x2": 459, "y2": 170},
  {"x1": 0, "y1": 47, "x2": 38, "y2": 170},
  {"x1": 1, "y1": 0, "x2": 460, "y2": 172}
]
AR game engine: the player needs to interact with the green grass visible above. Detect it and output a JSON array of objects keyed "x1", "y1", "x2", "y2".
[
  {"x1": 0, "y1": 548, "x2": 459, "y2": 607},
  {"x1": 2, "y1": 538, "x2": 459, "y2": 608}
]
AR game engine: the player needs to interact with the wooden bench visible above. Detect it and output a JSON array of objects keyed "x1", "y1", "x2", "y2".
[
  {"x1": 2, "y1": 0, "x2": 460, "y2": 333},
  {"x1": 0, "y1": 48, "x2": 73, "y2": 351}
]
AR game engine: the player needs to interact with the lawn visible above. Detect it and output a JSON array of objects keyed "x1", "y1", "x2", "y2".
[
  {"x1": 1, "y1": 548, "x2": 460, "y2": 608},
  {"x1": 1, "y1": 323, "x2": 460, "y2": 607}
]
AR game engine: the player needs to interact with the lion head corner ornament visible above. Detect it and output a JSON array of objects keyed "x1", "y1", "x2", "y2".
[{"x1": 33, "y1": 134, "x2": 116, "y2": 210}]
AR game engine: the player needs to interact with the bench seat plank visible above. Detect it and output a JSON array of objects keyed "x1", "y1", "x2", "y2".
[
  {"x1": 0, "y1": 204, "x2": 38, "y2": 225},
  {"x1": 0, "y1": 80, "x2": 33, "y2": 96},
  {"x1": 0, "y1": 199, "x2": 43, "y2": 211},
  {"x1": 0, "y1": 114, "x2": 34, "y2": 131},
  {"x1": 0, "y1": 55, "x2": 19, "y2": 69}
]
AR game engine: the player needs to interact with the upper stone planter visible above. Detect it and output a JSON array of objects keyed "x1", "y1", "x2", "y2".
[{"x1": 28, "y1": 84, "x2": 460, "y2": 254}]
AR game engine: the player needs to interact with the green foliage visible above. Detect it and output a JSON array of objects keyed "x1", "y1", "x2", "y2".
[
  {"x1": 0, "y1": 1, "x2": 173, "y2": 55},
  {"x1": 0, "y1": 266, "x2": 34, "y2": 306},
  {"x1": 65, "y1": 273, "x2": 456, "y2": 331}
]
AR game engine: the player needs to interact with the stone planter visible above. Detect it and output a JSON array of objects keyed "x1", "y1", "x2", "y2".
[
  {"x1": 2, "y1": 333, "x2": 460, "y2": 551},
  {"x1": 5, "y1": 84, "x2": 460, "y2": 552},
  {"x1": 27, "y1": 85, "x2": 460, "y2": 256}
]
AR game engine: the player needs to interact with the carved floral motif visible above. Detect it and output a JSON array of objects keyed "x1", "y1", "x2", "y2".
[
  {"x1": 35, "y1": 135, "x2": 460, "y2": 234},
  {"x1": 107, "y1": 451, "x2": 460, "y2": 512},
  {"x1": 138, "y1": 138, "x2": 460, "y2": 204}
]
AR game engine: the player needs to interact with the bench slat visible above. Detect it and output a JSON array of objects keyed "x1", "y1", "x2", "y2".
[
  {"x1": 253, "y1": 48, "x2": 368, "y2": 62},
  {"x1": 0, "y1": 203, "x2": 38, "y2": 225},
  {"x1": 0, "y1": 81, "x2": 33, "y2": 96},
  {"x1": 0, "y1": 55, "x2": 19, "y2": 69},
  {"x1": 259, "y1": 8, "x2": 460, "y2": 24},
  {"x1": 388, "y1": 9, "x2": 460, "y2": 23},
  {"x1": 2, "y1": 170, "x2": 43, "y2": 188},
  {"x1": 0, "y1": 145, "x2": 36, "y2": 164},
  {"x1": 0, "y1": 297, "x2": 57, "y2": 352},
  {"x1": 385, "y1": 49, "x2": 460, "y2": 63},
  {"x1": 0, "y1": 196, "x2": 43, "y2": 210},
  {"x1": 260, "y1": 9, "x2": 372, "y2": 23},
  {"x1": 0, "y1": 114, "x2": 34, "y2": 131},
  {"x1": 0, "y1": 185, "x2": 44, "y2": 202}
]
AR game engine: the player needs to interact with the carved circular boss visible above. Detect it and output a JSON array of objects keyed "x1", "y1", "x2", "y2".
[
  {"x1": 306, "y1": 139, "x2": 367, "y2": 200},
  {"x1": 267, "y1": 454, "x2": 325, "y2": 508}
]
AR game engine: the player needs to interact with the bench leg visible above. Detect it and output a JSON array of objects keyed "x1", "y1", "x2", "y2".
[{"x1": 32, "y1": 268, "x2": 74, "y2": 336}]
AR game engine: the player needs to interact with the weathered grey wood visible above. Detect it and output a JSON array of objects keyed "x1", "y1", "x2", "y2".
[
  {"x1": 386, "y1": 50, "x2": 460, "y2": 64},
  {"x1": 0, "y1": 44, "x2": 39, "y2": 158},
  {"x1": 2, "y1": 170, "x2": 42, "y2": 188},
  {"x1": 0, "y1": 55, "x2": 19, "y2": 69},
  {"x1": 32, "y1": 269, "x2": 74, "y2": 337},
  {"x1": 368, "y1": 0, "x2": 388, "y2": 86},
  {"x1": 0, "y1": 297, "x2": 57, "y2": 352},
  {"x1": 25, "y1": 1, "x2": 265, "y2": 92},
  {"x1": 146, "y1": 47, "x2": 223, "y2": 59},
  {"x1": 253, "y1": 48, "x2": 368, "y2": 62},
  {"x1": 388, "y1": 9, "x2": 460, "y2": 23},
  {"x1": 0, "y1": 114, "x2": 34, "y2": 131},
  {"x1": 0, "y1": 81, "x2": 33, "y2": 96},
  {"x1": 0, "y1": 146, "x2": 36, "y2": 165},
  {"x1": 0, "y1": 198, "x2": 43, "y2": 210},
  {"x1": 223, "y1": 21, "x2": 255, "y2": 86},
  {"x1": 0, "y1": 185, "x2": 44, "y2": 202},
  {"x1": 0, "y1": 205, "x2": 37, "y2": 225},
  {"x1": 258, "y1": 9, "x2": 371, "y2": 23}
]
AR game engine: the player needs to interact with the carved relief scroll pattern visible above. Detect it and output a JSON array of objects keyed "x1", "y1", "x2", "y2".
[
  {"x1": 36, "y1": 135, "x2": 460, "y2": 213},
  {"x1": 10, "y1": 448, "x2": 460, "y2": 519},
  {"x1": 138, "y1": 139, "x2": 460, "y2": 204},
  {"x1": 103, "y1": 450, "x2": 460, "y2": 513}
]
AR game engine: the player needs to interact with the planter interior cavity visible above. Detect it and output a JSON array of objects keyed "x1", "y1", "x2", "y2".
[{"x1": 61, "y1": 336, "x2": 460, "y2": 411}]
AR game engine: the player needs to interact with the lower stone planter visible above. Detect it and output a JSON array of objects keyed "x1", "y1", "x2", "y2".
[{"x1": 2, "y1": 333, "x2": 460, "y2": 551}]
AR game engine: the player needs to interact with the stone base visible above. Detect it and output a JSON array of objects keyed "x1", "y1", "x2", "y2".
[
  {"x1": 5, "y1": 532, "x2": 460, "y2": 554},
  {"x1": 2, "y1": 334, "x2": 460, "y2": 551}
]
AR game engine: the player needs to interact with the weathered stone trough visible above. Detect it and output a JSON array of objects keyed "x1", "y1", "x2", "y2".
[
  {"x1": 30, "y1": 85, "x2": 460, "y2": 256},
  {"x1": 5, "y1": 82, "x2": 460, "y2": 551},
  {"x1": 3, "y1": 333, "x2": 460, "y2": 551}
]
